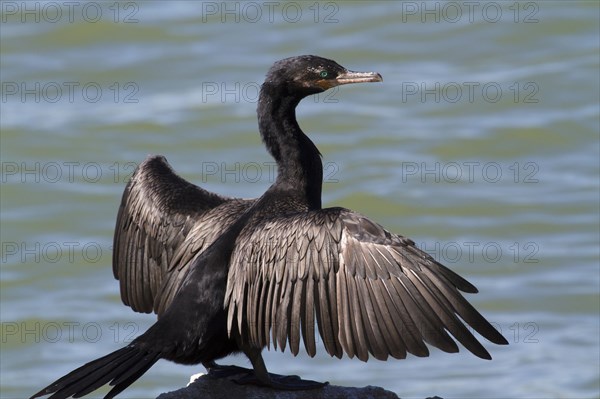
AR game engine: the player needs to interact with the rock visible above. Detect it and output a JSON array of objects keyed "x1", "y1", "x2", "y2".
[{"x1": 156, "y1": 373, "x2": 401, "y2": 399}]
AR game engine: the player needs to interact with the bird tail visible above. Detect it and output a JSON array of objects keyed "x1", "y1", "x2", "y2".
[{"x1": 30, "y1": 343, "x2": 161, "y2": 399}]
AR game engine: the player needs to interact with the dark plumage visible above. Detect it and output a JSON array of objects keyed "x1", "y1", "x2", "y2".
[{"x1": 31, "y1": 55, "x2": 507, "y2": 399}]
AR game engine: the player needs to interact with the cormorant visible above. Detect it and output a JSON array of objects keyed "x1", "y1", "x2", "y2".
[{"x1": 31, "y1": 55, "x2": 508, "y2": 399}]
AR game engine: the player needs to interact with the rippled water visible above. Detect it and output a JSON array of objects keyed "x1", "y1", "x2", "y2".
[{"x1": 1, "y1": 2, "x2": 599, "y2": 399}]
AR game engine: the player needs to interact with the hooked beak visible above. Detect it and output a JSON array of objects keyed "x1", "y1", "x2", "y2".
[
  {"x1": 316, "y1": 70, "x2": 383, "y2": 90},
  {"x1": 334, "y1": 70, "x2": 383, "y2": 86}
]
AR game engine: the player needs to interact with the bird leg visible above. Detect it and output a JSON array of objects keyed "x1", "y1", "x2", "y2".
[{"x1": 236, "y1": 346, "x2": 328, "y2": 390}]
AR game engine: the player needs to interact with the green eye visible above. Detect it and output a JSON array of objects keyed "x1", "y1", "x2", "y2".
[{"x1": 320, "y1": 71, "x2": 328, "y2": 78}]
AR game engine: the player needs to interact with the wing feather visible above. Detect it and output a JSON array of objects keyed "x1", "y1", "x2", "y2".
[
  {"x1": 327, "y1": 274, "x2": 343, "y2": 358},
  {"x1": 113, "y1": 155, "x2": 252, "y2": 315},
  {"x1": 263, "y1": 270, "x2": 276, "y2": 348},
  {"x1": 302, "y1": 276, "x2": 316, "y2": 357},
  {"x1": 370, "y1": 278, "x2": 408, "y2": 359},
  {"x1": 356, "y1": 277, "x2": 387, "y2": 360},
  {"x1": 256, "y1": 268, "x2": 270, "y2": 347},
  {"x1": 290, "y1": 278, "x2": 304, "y2": 355},
  {"x1": 365, "y1": 278, "x2": 398, "y2": 358},
  {"x1": 276, "y1": 275, "x2": 292, "y2": 352},
  {"x1": 337, "y1": 273, "x2": 360, "y2": 359},
  {"x1": 405, "y1": 269, "x2": 461, "y2": 353},
  {"x1": 225, "y1": 207, "x2": 507, "y2": 362},
  {"x1": 335, "y1": 264, "x2": 354, "y2": 358},
  {"x1": 385, "y1": 276, "x2": 429, "y2": 357}
]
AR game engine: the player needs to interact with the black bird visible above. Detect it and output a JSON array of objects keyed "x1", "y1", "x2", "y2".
[{"x1": 32, "y1": 55, "x2": 508, "y2": 399}]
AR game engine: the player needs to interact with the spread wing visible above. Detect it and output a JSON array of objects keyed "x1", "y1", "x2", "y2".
[
  {"x1": 113, "y1": 155, "x2": 253, "y2": 314},
  {"x1": 225, "y1": 207, "x2": 508, "y2": 361}
]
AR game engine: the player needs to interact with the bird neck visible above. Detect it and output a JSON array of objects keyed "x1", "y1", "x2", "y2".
[{"x1": 257, "y1": 85, "x2": 323, "y2": 209}]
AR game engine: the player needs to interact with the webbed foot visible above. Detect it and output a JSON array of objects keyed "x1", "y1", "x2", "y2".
[{"x1": 202, "y1": 361, "x2": 252, "y2": 379}]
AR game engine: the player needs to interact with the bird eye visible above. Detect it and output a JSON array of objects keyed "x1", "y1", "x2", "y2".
[{"x1": 320, "y1": 71, "x2": 328, "y2": 78}]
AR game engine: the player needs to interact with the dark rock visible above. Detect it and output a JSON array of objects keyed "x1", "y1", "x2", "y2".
[{"x1": 156, "y1": 373, "x2": 401, "y2": 399}]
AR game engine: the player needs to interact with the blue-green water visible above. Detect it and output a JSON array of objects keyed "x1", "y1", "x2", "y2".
[{"x1": 1, "y1": 2, "x2": 599, "y2": 398}]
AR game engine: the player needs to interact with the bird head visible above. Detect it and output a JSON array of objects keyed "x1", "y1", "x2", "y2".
[{"x1": 263, "y1": 55, "x2": 382, "y2": 97}]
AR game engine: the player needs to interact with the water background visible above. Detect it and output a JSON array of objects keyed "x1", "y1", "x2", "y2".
[{"x1": 1, "y1": 2, "x2": 599, "y2": 398}]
